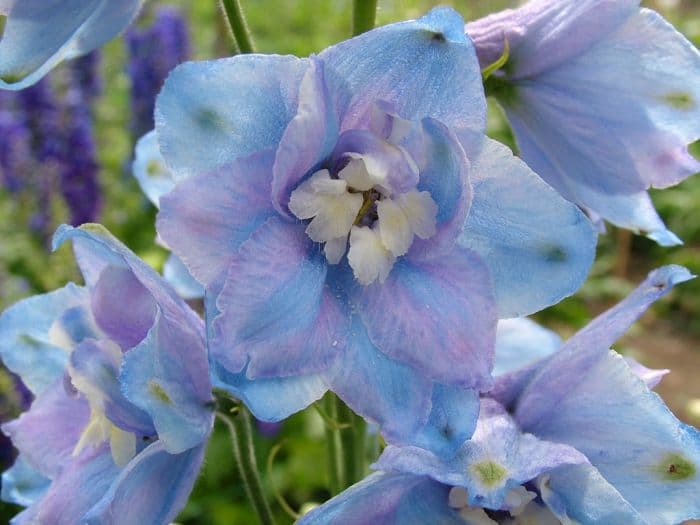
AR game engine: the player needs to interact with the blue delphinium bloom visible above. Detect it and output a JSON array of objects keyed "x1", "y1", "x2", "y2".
[
  {"x1": 371, "y1": 266, "x2": 700, "y2": 525},
  {"x1": 126, "y1": 6, "x2": 190, "y2": 139},
  {"x1": 0, "y1": 224, "x2": 213, "y2": 525},
  {"x1": 0, "y1": 0, "x2": 144, "y2": 90},
  {"x1": 155, "y1": 7, "x2": 596, "y2": 451},
  {"x1": 466, "y1": 0, "x2": 700, "y2": 244}
]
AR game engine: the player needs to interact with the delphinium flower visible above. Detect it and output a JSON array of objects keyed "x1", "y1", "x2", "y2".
[
  {"x1": 466, "y1": 0, "x2": 700, "y2": 244},
  {"x1": 297, "y1": 266, "x2": 700, "y2": 525},
  {"x1": 126, "y1": 6, "x2": 190, "y2": 139},
  {"x1": 155, "y1": 7, "x2": 597, "y2": 451},
  {"x1": 0, "y1": 0, "x2": 144, "y2": 90},
  {"x1": 0, "y1": 368, "x2": 31, "y2": 472},
  {"x1": 0, "y1": 224, "x2": 213, "y2": 524}
]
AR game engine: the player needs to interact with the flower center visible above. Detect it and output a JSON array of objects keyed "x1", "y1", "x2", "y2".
[{"x1": 288, "y1": 146, "x2": 437, "y2": 285}]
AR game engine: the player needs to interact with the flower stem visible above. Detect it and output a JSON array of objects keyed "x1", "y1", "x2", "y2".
[
  {"x1": 335, "y1": 396, "x2": 368, "y2": 488},
  {"x1": 352, "y1": 0, "x2": 378, "y2": 36},
  {"x1": 217, "y1": 405, "x2": 276, "y2": 525},
  {"x1": 323, "y1": 394, "x2": 344, "y2": 495},
  {"x1": 220, "y1": 0, "x2": 256, "y2": 54}
]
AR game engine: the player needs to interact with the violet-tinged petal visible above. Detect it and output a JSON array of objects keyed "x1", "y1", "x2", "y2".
[
  {"x1": 624, "y1": 357, "x2": 669, "y2": 389},
  {"x1": 90, "y1": 264, "x2": 157, "y2": 350},
  {"x1": 324, "y1": 314, "x2": 433, "y2": 445},
  {"x1": 212, "y1": 362, "x2": 327, "y2": 422},
  {"x1": 1, "y1": 455, "x2": 50, "y2": 506},
  {"x1": 353, "y1": 247, "x2": 496, "y2": 389},
  {"x1": 466, "y1": 0, "x2": 639, "y2": 78},
  {"x1": 70, "y1": 339, "x2": 154, "y2": 437},
  {"x1": 458, "y1": 133, "x2": 596, "y2": 318},
  {"x1": 272, "y1": 56, "x2": 340, "y2": 215},
  {"x1": 157, "y1": 150, "x2": 277, "y2": 286},
  {"x1": 155, "y1": 55, "x2": 306, "y2": 177},
  {"x1": 297, "y1": 472, "x2": 465, "y2": 525},
  {"x1": 2, "y1": 381, "x2": 89, "y2": 478},
  {"x1": 319, "y1": 7, "x2": 486, "y2": 132},
  {"x1": 120, "y1": 312, "x2": 213, "y2": 454},
  {"x1": 212, "y1": 217, "x2": 348, "y2": 378},
  {"x1": 14, "y1": 446, "x2": 119, "y2": 525},
  {"x1": 331, "y1": 129, "x2": 420, "y2": 196},
  {"x1": 517, "y1": 349, "x2": 700, "y2": 525},
  {"x1": 493, "y1": 317, "x2": 561, "y2": 377},
  {"x1": 0, "y1": 283, "x2": 87, "y2": 394},
  {"x1": 82, "y1": 440, "x2": 206, "y2": 525},
  {"x1": 0, "y1": 0, "x2": 144, "y2": 90}
]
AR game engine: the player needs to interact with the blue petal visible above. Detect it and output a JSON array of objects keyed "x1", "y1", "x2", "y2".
[
  {"x1": 162, "y1": 254, "x2": 204, "y2": 301},
  {"x1": 409, "y1": 384, "x2": 479, "y2": 459},
  {"x1": 324, "y1": 314, "x2": 433, "y2": 445},
  {"x1": 211, "y1": 218, "x2": 348, "y2": 379},
  {"x1": 157, "y1": 150, "x2": 277, "y2": 286},
  {"x1": 120, "y1": 312, "x2": 213, "y2": 454},
  {"x1": 457, "y1": 134, "x2": 597, "y2": 318},
  {"x1": 493, "y1": 317, "x2": 561, "y2": 377},
  {"x1": 353, "y1": 247, "x2": 496, "y2": 389},
  {"x1": 540, "y1": 464, "x2": 647, "y2": 525},
  {"x1": 83, "y1": 440, "x2": 206, "y2": 525},
  {"x1": 508, "y1": 110, "x2": 684, "y2": 245},
  {"x1": 2, "y1": 381, "x2": 89, "y2": 478},
  {"x1": 155, "y1": 54, "x2": 307, "y2": 177},
  {"x1": 131, "y1": 130, "x2": 183, "y2": 208},
  {"x1": 213, "y1": 361, "x2": 327, "y2": 422},
  {"x1": 1, "y1": 455, "x2": 50, "y2": 506},
  {"x1": 297, "y1": 472, "x2": 465, "y2": 525},
  {"x1": 0, "y1": 0, "x2": 143, "y2": 90},
  {"x1": 318, "y1": 7, "x2": 486, "y2": 132},
  {"x1": 0, "y1": 283, "x2": 86, "y2": 394}
]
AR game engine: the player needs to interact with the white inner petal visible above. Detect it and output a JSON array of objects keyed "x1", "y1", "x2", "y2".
[
  {"x1": 395, "y1": 190, "x2": 438, "y2": 239},
  {"x1": 377, "y1": 198, "x2": 413, "y2": 256},
  {"x1": 338, "y1": 157, "x2": 375, "y2": 191},
  {"x1": 324, "y1": 235, "x2": 348, "y2": 265},
  {"x1": 347, "y1": 226, "x2": 396, "y2": 285}
]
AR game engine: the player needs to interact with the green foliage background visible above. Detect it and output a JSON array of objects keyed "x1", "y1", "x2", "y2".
[{"x1": 0, "y1": 1, "x2": 699, "y2": 524}]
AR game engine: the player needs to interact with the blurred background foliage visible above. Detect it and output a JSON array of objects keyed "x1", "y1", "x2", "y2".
[{"x1": 0, "y1": 1, "x2": 699, "y2": 524}]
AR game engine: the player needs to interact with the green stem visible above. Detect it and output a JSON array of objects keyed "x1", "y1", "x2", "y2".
[
  {"x1": 335, "y1": 397, "x2": 367, "y2": 488},
  {"x1": 352, "y1": 0, "x2": 378, "y2": 36},
  {"x1": 323, "y1": 394, "x2": 344, "y2": 495},
  {"x1": 217, "y1": 406, "x2": 276, "y2": 525},
  {"x1": 220, "y1": 0, "x2": 256, "y2": 54}
]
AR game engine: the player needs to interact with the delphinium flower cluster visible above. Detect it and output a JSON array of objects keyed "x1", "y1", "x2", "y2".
[{"x1": 0, "y1": 1, "x2": 699, "y2": 524}]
